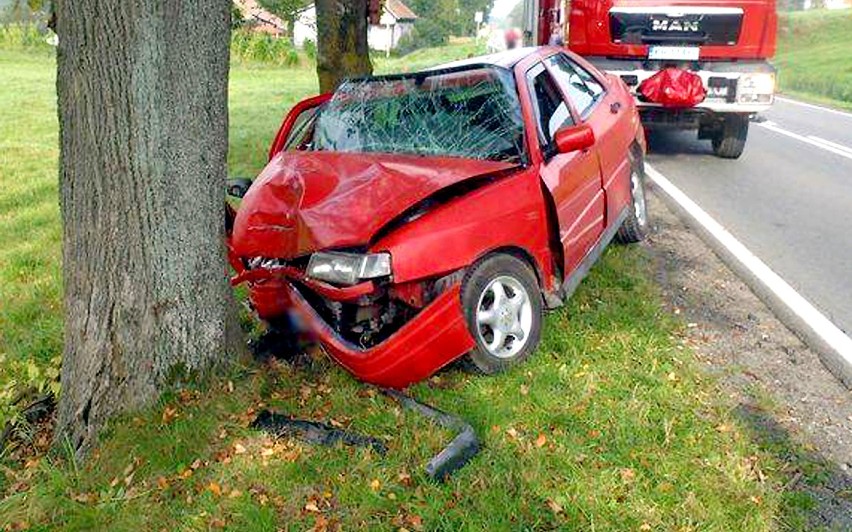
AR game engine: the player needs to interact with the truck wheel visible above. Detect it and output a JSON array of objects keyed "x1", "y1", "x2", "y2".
[
  {"x1": 462, "y1": 254, "x2": 543, "y2": 375},
  {"x1": 616, "y1": 152, "x2": 649, "y2": 244},
  {"x1": 712, "y1": 114, "x2": 749, "y2": 159}
]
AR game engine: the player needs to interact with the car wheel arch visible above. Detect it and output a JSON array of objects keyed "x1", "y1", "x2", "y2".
[{"x1": 468, "y1": 246, "x2": 549, "y2": 305}]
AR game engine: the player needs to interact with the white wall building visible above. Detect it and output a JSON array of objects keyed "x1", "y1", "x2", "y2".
[{"x1": 294, "y1": 0, "x2": 418, "y2": 52}]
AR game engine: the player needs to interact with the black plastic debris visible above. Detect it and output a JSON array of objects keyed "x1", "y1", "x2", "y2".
[
  {"x1": 251, "y1": 410, "x2": 388, "y2": 455},
  {"x1": 383, "y1": 389, "x2": 480, "y2": 482}
]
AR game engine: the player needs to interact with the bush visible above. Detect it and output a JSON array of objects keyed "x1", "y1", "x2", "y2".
[
  {"x1": 395, "y1": 18, "x2": 450, "y2": 56},
  {"x1": 303, "y1": 38, "x2": 317, "y2": 60},
  {"x1": 230, "y1": 29, "x2": 301, "y2": 67},
  {"x1": 0, "y1": 23, "x2": 54, "y2": 51}
]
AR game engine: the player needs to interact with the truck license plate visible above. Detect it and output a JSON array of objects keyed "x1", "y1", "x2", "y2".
[{"x1": 648, "y1": 46, "x2": 700, "y2": 61}]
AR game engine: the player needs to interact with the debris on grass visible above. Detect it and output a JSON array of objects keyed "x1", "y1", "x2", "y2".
[{"x1": 250, "y1": 410, "x2": 388, "y2": 455}]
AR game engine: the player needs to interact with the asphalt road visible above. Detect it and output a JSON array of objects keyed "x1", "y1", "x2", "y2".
[{"x1": 646, "y1": 97, "x2": 852, "y2": 337}]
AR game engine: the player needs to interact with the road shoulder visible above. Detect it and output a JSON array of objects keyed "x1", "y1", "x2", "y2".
[{"x1": 646, "y1": 191, "x2": 852, "y2": 528}]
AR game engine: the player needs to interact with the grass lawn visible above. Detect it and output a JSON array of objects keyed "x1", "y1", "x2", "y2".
[
  {"x1": 776, "y1": 9, "x2": 852, "y2": 110},
  {"x1": 0, "y1": 43, "x2": 820, "y2": 530}
]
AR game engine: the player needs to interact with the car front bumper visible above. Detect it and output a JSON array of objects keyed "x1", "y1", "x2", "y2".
[{"x1": 238, "y1": 269, "x2": 475, "y2": 389}]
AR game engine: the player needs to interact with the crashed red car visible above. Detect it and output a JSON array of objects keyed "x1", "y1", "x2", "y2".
[{"x1": 228, "y1": 47, "x2": 649, "y2": 388}]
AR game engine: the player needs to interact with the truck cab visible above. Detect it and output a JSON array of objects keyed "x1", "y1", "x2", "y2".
[{"x1": 524, "y1": 0, "x2": 778, "y2": 158}]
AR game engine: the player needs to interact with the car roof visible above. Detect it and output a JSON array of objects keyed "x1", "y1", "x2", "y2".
[{"x1": 432, "y1": 47, "x2": 542, "y2": 71}]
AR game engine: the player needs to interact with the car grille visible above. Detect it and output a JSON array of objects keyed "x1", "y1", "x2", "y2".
[{"x1": 609, "y1": 8, "x2": 743, "y2": 46}]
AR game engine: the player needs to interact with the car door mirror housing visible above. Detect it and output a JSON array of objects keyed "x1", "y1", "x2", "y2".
[
  {"x1": 227, "y1": 178, "x2": 253, "y2": 199},
  {"x1": 554, "y1": 124, "x2": 596, "y2": 154}
]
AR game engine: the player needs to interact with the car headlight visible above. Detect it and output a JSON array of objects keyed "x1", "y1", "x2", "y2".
[
  {"x1": 737, "y1": 73, "x2": 776, "y2": 104},
  {"x1": 307, "y1": 251, "x2": 392, "y2": 286}
]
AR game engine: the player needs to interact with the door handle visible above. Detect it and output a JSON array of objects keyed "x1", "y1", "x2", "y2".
[{"x1": 610, "y1": 102, "x2": 622, "y2": 114}]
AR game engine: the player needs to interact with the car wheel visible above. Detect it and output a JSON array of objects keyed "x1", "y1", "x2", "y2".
[
  {"x1": 616, "y1": 153, "x2": 650, "y2": 244},
  {"x1": 712, "y1": 114, "x2": 749, "y2": 159},
  {"x1": 461, "y1": 254, "x2": 543, "y2": 375}
]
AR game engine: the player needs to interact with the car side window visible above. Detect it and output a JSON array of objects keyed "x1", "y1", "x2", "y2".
[
  {"x1": 526, "y1": 64, "x2": 574, "y2": 149},
  {"x1": 546, "y1": 54, "x2": 605, "y2": 118},
  {"x1": 284, "y1": 106, "x2": 321, "y2": 151}
]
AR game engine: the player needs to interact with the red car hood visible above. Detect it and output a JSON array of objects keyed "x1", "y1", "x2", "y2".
[{"x1": 232, "y1": 151, "x2": 515, "y2": 259}]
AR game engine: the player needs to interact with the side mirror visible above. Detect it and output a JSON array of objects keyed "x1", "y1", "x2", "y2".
[
  {"x1": 554, "y1": 124, "x2": 595, "y2": 154},
  {"x1": 227, "y1": 178, "x2": 253, "y2": 199}
]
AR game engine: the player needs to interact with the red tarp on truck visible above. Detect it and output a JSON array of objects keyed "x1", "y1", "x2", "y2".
[{"x1": 638, "y1": 68, "x2": 707, "y2": 108}]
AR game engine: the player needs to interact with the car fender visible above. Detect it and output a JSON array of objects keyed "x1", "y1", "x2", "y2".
[{"x1": 371, "y1": 167, "x2": 556, "y2": 290}]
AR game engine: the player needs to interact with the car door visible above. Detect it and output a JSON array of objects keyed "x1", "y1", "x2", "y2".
[
  {"x1": 526, "y1": 62, "x2": 605, "y2": 276},
  {"x1": 268, "y1": 93, "x2": 331, "y2": 160},
  {"x1": 545, "y1": 53, "x2": 634, "y2": 227}
]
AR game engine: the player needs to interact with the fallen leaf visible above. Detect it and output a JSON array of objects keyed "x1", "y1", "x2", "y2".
[
  {"x1": 234, "y1": 443, "x2": 247, "y2": 455},
  {"x1": 620, "y1": 468, "x2": 636, "y2": 482},
  {"x1": 716, "y1": 424, "x2": 733, "y2": 434},
  {"x1": 191, "y1": 459, "x2": 203, "y2": 470},
  {"x1": 229, "y1": 489, "x2": 242, "y2": 499},
  {"x1": 520, "y1": 384, "x2": 529, "y2": 396},
  {"x1": 370, "y1": 479, "x2": 381, "y2": 491},
  {"x1": 546, "y1": 498, "x2": 563, "y2": 514},
  {"x1": 657, "y1": 481, "x2": 674, "y2": 493},
  {"x1": 162, "y1": 406, "x2": 178, "y2": 424},
  {"x1": 261, "y1": 447, "x2": 275, "y2": 458},
  {"x1": 156, "y1": 477, "x2": 169, "y2": 490},
  {"x1": 640, "y1": 523, "x2": 652, "y2": 531},
  {"x1": 535, "y1": 434, "x2": 547, "y2": 448},
  {"x1": 506, "y1": 428, "x2": 519, "y2": 440},
  {"x1": 208, "y1": 482, "x2": 222, "y2": 497},
  {"x1": 398, "y1": 471, "x2": 412, "y2": 487},
  {"x1": 405, "y1": 514, "x2": 423, "y2": 530},
  {"x1": 227, "y1": 380, "x2": 234, "y2": 393},
  {"x1": 305, "y1": 501, "x2": 321, "y2": 513},
  {"x1": 210, "y1": 518, "x2": 226, "y2": 529}
]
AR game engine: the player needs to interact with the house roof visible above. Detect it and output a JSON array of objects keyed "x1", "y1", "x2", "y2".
[{"x1": 385, "y1": 0, "x2": 417, "y2": 21}]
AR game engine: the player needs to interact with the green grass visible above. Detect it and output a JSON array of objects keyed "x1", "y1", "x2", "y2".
[
  {"x1": 0, "y1": 43, "x2": 823, "y2": 529},
  {"x1": 777, "y1": 10, "x2": 852, "y2": 108}
]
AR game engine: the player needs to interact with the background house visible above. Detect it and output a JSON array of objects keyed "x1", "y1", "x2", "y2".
[
  {"x1": 369, "y1": 0, "x2": 418, "y2": 54},
  {"x1": 233, "y1": 0, "x2": 286, "y2": 36},
  {"x1": 293, "y1": 0, "x2": 418, "y2": 52}
]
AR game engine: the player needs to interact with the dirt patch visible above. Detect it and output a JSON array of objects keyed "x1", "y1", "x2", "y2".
[{"x1": 646, "y1": 190, "x2": 852, "y2": 528}]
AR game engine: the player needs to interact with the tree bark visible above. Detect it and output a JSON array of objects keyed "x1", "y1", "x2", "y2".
[
  {"x1": 315, "y1": 0, "x2": 373, "y2": 93},
  {"x1": 54, "y1": 0, "x2": 238, "y2": 458}
]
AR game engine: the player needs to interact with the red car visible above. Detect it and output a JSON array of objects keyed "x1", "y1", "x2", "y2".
[{"x1": 228, "y1": 47, "x2": 649, "y2": 388}]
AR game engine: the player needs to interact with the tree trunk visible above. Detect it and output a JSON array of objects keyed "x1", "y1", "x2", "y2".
[
  {"x1": 54, "y1": 0, "x2": 238, "y2": 458},
  {"x1": 315, "y1": 0, "x2": 373, "y2": 93}
]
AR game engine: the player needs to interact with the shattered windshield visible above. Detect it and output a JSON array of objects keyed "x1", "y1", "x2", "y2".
[{"x1": 312, "y1": 66, "x2": 526, "y2": 163}]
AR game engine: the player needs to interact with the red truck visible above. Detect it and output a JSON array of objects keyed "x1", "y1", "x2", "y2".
[{"x1": 524, "y1": 0, "x2": 777, "y2": 158}]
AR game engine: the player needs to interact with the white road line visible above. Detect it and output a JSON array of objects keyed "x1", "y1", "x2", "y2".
[
  {"x1": 776, "y1": 96, "x2": 852, "y2": 119},
  {"x1": 808, "y1": 135, "x2": 852, "y2": 157},
  {"x1": 757, "y1": 121, "x2": 852, "y2": 162},
  {"x1": 645, "y1": 163, "x2": 852, "y2": 372}
]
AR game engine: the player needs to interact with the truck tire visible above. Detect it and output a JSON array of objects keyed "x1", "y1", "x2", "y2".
[{"x1": 712, "y1": 114, "x2": 749, "y2": 159}]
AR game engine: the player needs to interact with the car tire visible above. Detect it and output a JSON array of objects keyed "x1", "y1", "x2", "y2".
[
  {"x1": 712, "y1": 114, "x2": 749, "y2": 159},
  {"x1": 616, "y1": 152, "x2": 650, "y2": 244},
  {"x1": 461, "y1": 254, "x2": 543, "y2": 375}
]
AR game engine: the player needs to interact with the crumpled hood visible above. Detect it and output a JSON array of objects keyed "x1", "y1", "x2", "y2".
[{"x1": 232, "y1": 151, "x2": 515, "y2": 259}]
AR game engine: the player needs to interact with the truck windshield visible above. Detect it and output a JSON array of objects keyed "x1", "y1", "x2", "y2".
[{"x1": 312, "y1": 66, "x2": 526, "y2": 163}]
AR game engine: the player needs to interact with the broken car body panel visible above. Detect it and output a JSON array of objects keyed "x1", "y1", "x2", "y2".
[
  {"x1": 232, "y1": 151, "x2": 516, "y2": 260},
  {"x1": 229, "y1": 47, "x2": 646, "y2": 388}
]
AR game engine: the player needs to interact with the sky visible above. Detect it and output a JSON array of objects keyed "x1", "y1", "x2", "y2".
[{"x1": 490, "y1": 0, "x2": 522, "y2": 21}]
